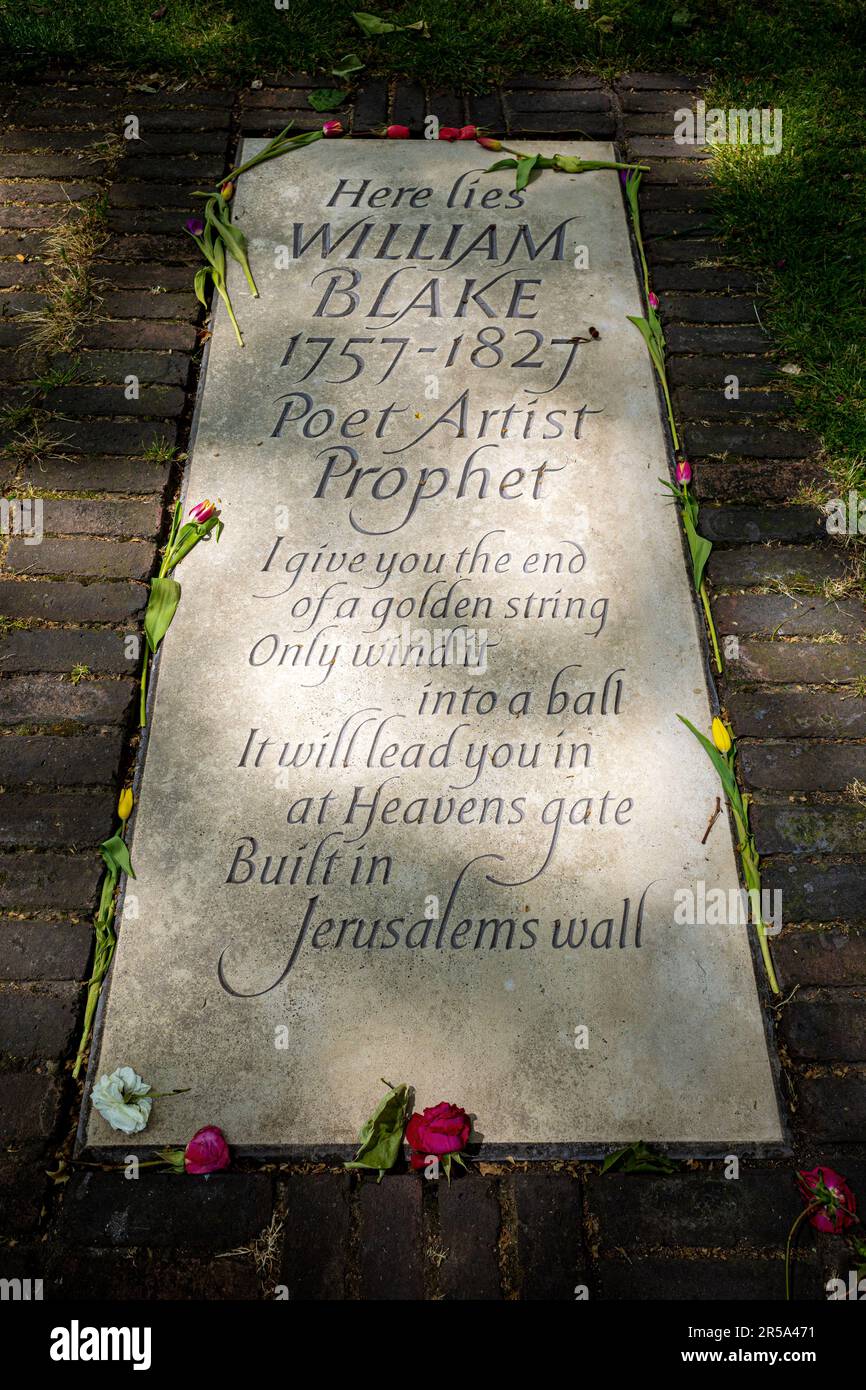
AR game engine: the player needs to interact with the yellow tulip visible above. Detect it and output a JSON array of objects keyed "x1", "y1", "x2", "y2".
[
  {"x1": 118, "y1": 788, "x2": 134, "y2": 822},
  {"x1": 711, "y1": 718, "x2": 732, "y2": 754}
]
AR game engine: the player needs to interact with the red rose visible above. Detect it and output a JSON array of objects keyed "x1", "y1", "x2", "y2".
[
  {"x1": 405, "y1": 1102, "x2": 470, "y2": 1164},
  {"x1": 797, "y1": 1166, "x2": 856, "y2": 1233},
  {"x1": 184, "y1": 1125, "x2": 230, "y2": 1175},
  {"x1": 438, "y1": 127, "x2": 461, "y2": 142}
]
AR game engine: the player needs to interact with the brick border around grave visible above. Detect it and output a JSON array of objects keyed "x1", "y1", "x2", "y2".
[{"x1": 0, "y1": 70, "x2": 863, "y2": 1300}]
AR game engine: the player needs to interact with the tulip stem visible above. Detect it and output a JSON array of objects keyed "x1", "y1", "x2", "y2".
[
  {"x1": 214, "y1": 280, "x2": 244, "y2": 346},
  {"x1": 139, "y1": 655, "x2": 149, "y2": 727},
  {"x1": 785, "y1": 1203, "x2": 819, "y2": 1300},
  {"x1": 699, "y1": 580, "x2": 724, "y2": 674}
]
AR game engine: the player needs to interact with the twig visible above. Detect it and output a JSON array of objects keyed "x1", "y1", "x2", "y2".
[{"x1": 701, "y1": 796, "x2": 722, "y2": 844}]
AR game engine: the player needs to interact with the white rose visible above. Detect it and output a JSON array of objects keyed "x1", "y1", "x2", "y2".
[{"x1": 91, "y1": 1065, "x2": 153, "y2": 1134}]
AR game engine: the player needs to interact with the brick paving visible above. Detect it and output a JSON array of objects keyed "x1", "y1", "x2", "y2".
[{"x1": 0, "y1": 70, "x2": 863, "y2": 1300}]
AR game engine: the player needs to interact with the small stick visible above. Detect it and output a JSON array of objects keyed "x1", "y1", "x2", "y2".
[{"x1": 701, "y1": 796, "x2": 722, "y2": 845}]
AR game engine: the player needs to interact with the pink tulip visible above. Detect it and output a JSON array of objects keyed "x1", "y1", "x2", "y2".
[
  {"x1": 189, "y1": 499, "x2": 217, "y2": 524},
  {"x1": 184, "y1": 1125, "x2": 230, "y2": 1175},
  {"x1": 675, "y1": 459, "x2": 692, "y2": 485},
  {"x1": 322, "y1": 120, "x2": 343, "y2": 137},
  {"x1": 386, "y1": 124, "x2": 410, "y2": 139},
  {"x1": 648, "y1": 291, "x2": 660, "y2": 310}
]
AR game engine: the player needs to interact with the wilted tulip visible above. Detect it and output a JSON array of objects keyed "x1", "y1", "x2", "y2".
[
  {"x1": 711, "y1": 718, "x2": 732, "y2": 754},
  {"x1": 184, "y1": 216, "x2": 205, "y2": 237},
  {"x1": 385, "y1": 124, "x2": 410, "y2": 139},
  {"x1": 458, "y1": 125, "x2": 478, "y2": 140},
  {"x1": 675, "y1": 459, "x2": 692, "y2": 485},
  {"x1": 220, "y1": 181, "x2": 234, "y2": 201},
  {"x1": 476, "y1": 136, "x2": 502, "y2": 151},
  {"x1": 322, "y1": 120, "x2": 343, "y2": 137},
  {"x1": 438, "y1": 127, "x2": 461, "y2": 141},
  {"x1": 117, "y1": 788, "x2": 134, "y2": 823}
]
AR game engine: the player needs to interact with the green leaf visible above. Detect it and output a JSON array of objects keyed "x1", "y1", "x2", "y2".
[
  {"x1": 602, "y1": 1141, "x2": 676, "y2": 1175},
  {"x1": 627, "y1": 315, "x2": 665, "y2": 377},
  {"x1": 682, "y1": 506, "x2": 713, "y2": 592},
  {"x1": 332, "y1": 53, "x2": 365, "y2": 78},
  {"x1": 100, "y1": 833, "x2": 135, "y2": 881},
  {"x1": 205, "y1": 201, "x2": 248, "y2": 267},
  {"x1": 143, "y1": 576, "x2": 182, "y2": 654},
  {"x1": 485, "y1": 157, "x2": 518, "y2": 173},
  {"x1": 308, "y1": 88, "x2": 347, "y2": 112},
  {"x1": 677, "y1": 715, "x2": 740, "y2": 807},
  {"x1": 193, "y1": 266, "x2": 210, "y2": 307},
  {"x1": 353, "y1": 11, "x2": 429, "y2": 36},
  {"x1": 344, "y1": 1082, "x2": 411, "y2": 1180},
  {"x1": 647, "y1": 303, "x2": 666, "y2": 353},
  {"x1": 515, "y1": 153, "x2": 539, "y2": 192}
]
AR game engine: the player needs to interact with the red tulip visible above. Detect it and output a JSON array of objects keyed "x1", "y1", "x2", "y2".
[
  {"x1": 458, "y1": 125, "x2": 478, "y2": 140},
  {"x1": 797, "y1": 1166, "x2": 856, "y2": 1233},
  {"x1": 675, "y1": 459, "x2": 692, "y2": 485},
  {"x1": 438, "y1": 127, "x2": 461, "y2": 142},
  {"x1": 322, "y1": 120, "x2": 343, "y2": 138},
  {"x1": 386, "y1": 124, "x2": 410, "y2": 139},
  {"x1": 476, "y1": 135, "x2": 502, "y2": 151},
  {"x1": 189, "y1": 498, "x2": 217, "y2": 524},
  {"x1": 184, "y1": 1125, "x2": 230, "y2": 1175}
]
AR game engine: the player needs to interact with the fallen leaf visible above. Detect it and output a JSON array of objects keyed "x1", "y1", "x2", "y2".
[{"x1": 308, "y1": 88, "x2": 347, "y2": 112}]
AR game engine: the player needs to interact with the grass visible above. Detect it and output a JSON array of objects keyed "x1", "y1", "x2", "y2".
[
  {"x1": 21, "y1": 200, "x2": 108, "y2": 356},
  {"x1": 2, "y1": 0, "x2": 864, "y2": 488}
]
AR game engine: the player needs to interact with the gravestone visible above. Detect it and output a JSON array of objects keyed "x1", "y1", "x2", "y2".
[{"x1": 86, "y1": 141, "x2": 782, "y2": 1153}]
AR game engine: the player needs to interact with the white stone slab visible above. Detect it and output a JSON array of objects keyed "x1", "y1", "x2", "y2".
[{"x1": 87, "y1": 141, "x2": 782, "y2": 1151}]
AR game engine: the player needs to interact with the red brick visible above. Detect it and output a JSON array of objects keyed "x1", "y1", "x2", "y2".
[
  {"x1": 0, "y1": 1071, "x2": 63, "y2": 1140},
  {"x1": 0, "y1": 982, "x2": 81, "y2": 1058},
  {"x1": 0, "y1": 579, "x2": 146, "y2": 623},
  {"x1": 0, "y1": 674, "x2": 136, "y2": 727},
  {"x1": 775, "y1": 928, "x2": 866, "y2": 987},
  {"x1": 358, "y1": 1176, "x2": 425, "y2": 1299},
  {"x1": 746, "y1": 743, "x2": 866, "y2": 791},
  {"x1": 0, "y1": 852, "x2": 101, "y2": 910},
  {"x1": 781, "y1": 991, "x2": 866, "y2": 1061},
  {"x1": 0, "y1": 629, "x2": 136, "y2": 675},
  {"x1": 0, "y1": 735, "x2": 123, "y2": 785},
  {"x1": 0, "y1": 917, "x2": 94, "y2": 981},
  {"x1": 6, "y1": 537, "x2": 155, "y2": 578}
]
